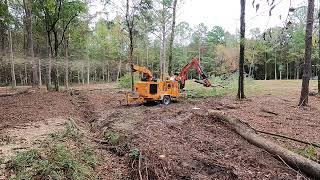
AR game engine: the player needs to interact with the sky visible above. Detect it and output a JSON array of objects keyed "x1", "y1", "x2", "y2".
[
  {"x1": 90, "y1": 0, "x2": 309, "y2": 34},
  {"x1": 177, "y1": 0, "x2": 307, "y2": 34}
]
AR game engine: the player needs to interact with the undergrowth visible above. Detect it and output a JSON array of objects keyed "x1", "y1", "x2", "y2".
[
  {"x1": 287, "y1": 144, "x2": 319, "y2": 162},
  {"x1": 6, "y1": 123, "x2": 98, "y2": 180},
  {"x1": 117, "y1": 73, "x2": 139, "y2": 89}
]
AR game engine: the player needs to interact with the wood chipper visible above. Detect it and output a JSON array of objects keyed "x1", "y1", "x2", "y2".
[
  {"x1": 125, "y1": 57, "x2": 212, "y2": 105},
  {"x1": 125, "y1": 64, "x2": 180, "y2": 105}
]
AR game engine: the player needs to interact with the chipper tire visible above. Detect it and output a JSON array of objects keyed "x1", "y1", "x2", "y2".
[{"x1": 162, "y1": 95, "x2": 171, "y2": 105}]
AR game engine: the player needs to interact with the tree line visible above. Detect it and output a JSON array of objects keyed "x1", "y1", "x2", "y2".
[{"x1": 0, "y1": 0, "x2": 318, "y2": 95}]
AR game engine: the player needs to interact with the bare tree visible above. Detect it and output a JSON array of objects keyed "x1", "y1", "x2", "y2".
[
  {"x1": 238, "y1": 0, "x2": 246, "y2": 99},
  {"x1": 299, "y1": 0, "x2": 314, "y2": 106}
]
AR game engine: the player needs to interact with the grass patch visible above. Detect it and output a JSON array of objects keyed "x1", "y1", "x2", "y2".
[
  {"x1": 184, "y1": 73, "x2": 261, "y2": 98},
  {"x1": 6, "y1": 124, "x2": 98, "y2": 180},
  {"x1": 104, "y1": 131, "x2": 121, "y2": 145},
  {"x1": 296, "y1": 145, "x2": 318, "y2": 161},
  {"x1": 286, "y1": 144, "x2": 319, "y2": 162}
]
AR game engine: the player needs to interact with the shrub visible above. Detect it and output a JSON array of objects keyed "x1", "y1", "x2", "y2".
[
  {"x1": 7, "y1": 125, "x2": 98, "y2": 180},
  {"x1": 117, "y1": 73, "x2": 139, "y2": 89}
]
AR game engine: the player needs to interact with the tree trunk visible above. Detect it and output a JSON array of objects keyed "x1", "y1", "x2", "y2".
[
  {"x1": 264, "y1": 62, "x2": 267, "y2": 80},
  {"x1": 64, "y1": 34, "x2": 69, "y2": 90},
  {"x1": 208, "y1": 110, "x2": 320, "y2": 179},
  {"x1": 318, "y1": 12, "x2": 320, "y2": 94},
  {"x1": 198, "y1": 41, "x2": 201, "y2": 80},
  {"x1": 19, "y1": 71, "x2": 23, "y2": 85},
  {"x1": 0, "y1": 22, "x2": 6, "y2": 59},
  {"x1": 46, "y1": 33, "x2": 52, "y2": 90},
  {"x1": 117, "y1": 59, "x2": 122, "y2": 82},
  {"x1": 126, "y1": 0, "x2": 134, "y2": 91},
  {"x1": 81, "y1": 63, "x2": 85, "y2": 84},
  {"x1": 299, "y1": 0, "x2": 314, "y2": 106},
  {"x1": 77, "y1": 70, "x2": 80, "y2": 84},
  {"x1": 237, "y1": 0, "x2": 246, "y2": 99},
  {"x1": 23, "y1": 0, "x2": 38, "y2": 87},
  {"x1": 274, "y1": 53, "x2": 277, "y2": 80},
  {"x1": 24, "y1": 63, "x2": 28, "y2": 85},
  {"x1": 102, "y1": 64, "x2": 105, "y2": 81},
  {"x1": 87, "y1": 62, "x2": 90, "y2": 84},
  {"x1": 161, "y1": 19, "x2": 166, "y2": 80},
  {"x1": 168, "y1": 0, "x2": 178, "y2": 76},
  {"x1": 146, "y1": 45, "x2": 149, "y2": 67},
  {"x1": 38, "y1": 59, "x2": 42, "y2": 86},
  {"x1": 52, "y1": 30, "x2": 59, "y2": 91},
  {"x1": 280, "y1": 71, "x2": 282, "y2": 80},
  {"x1": 8, "y1": 29, "x2": 16, "y2": 88},
  {"x1": 296, "y1": 64, "x2": 300, "y2": 80},
  {"x1": 287, "y1": 63, "x2": 289, "y2": 79},
  {"x1": 107, "y1": 66, "x2": 110, "y2": 83}
]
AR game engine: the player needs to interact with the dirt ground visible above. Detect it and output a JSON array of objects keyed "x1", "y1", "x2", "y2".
[{"x1": 0, "y1": 81, "x2": 319, "y2": 179}]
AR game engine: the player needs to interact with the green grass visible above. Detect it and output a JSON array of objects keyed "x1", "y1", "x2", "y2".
[
  {"x1": 104, "y1": 131, "x2": 122, "y2": 145},
  {"x1": 286, "y1": 144, "x2": 319, "y2": 162},
  {"x1": 6, "y1": 124, "x2": 98, "y2": 180},
  {"x1": 184, "y1": 73, "x2": 261, "y2": 98}
]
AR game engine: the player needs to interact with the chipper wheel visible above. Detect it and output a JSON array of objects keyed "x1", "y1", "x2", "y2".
[{"x1": 162, "y1": 95, "x2": 171, "y2": 105}]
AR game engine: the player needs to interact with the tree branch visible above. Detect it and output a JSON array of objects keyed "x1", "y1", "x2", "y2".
[{"x1": 57, "y1": 14, "x2": 78, "y2": 47}]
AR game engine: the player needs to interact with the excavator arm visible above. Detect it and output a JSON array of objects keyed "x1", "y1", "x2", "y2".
[
  {"x1": 180, "y1": 58, "x2": 211, "y2": 89},
  {"x1": 131, "y1": 64, "x2": 153, "y2": 81}
]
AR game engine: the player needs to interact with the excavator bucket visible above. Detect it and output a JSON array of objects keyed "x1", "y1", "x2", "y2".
[
  {"x1": 194, "y1": 79, "x2": 224, "y2": 88},
  {"x1": 194, "y1": 79, "x2": 211, "y2": 87}
]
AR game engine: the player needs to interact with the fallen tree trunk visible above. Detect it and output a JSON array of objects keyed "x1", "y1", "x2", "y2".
[
  {"x1": 0, "y1": 89, "x2": 34, "y2": 97},
  {"x1": 208, "y1": 110, "x2": 320, "y2": 179}
]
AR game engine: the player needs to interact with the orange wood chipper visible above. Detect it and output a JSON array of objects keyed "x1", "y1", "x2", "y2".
[{"x1": 125, "y1": 58, "x2": 212, "y2": 105}]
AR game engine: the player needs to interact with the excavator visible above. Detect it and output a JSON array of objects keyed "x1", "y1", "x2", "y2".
[{"x1": 125, "y1": 57, "x2": 212, "y2": 105}]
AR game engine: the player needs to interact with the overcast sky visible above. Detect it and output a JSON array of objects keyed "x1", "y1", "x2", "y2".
[
  {"x1": 90, "y1": 0, "x2": 309, "y2": 34},
  {"x1": 177, "y1": 0, "x2": 307, "y2": 34}
]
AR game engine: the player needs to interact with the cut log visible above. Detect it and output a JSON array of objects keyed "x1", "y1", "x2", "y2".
[
  {"x1": 0, "y1": 89, "x2": 34, "y2": 97},
  {"x1": 208, "y1": 110, "x2": 320, "y2": 179}
]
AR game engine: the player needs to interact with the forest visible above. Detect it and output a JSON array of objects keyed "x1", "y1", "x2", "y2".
[
  {"x1": 1, "y1": 0, "x2": 320, "y2": 179},
  {"x1": 1, "y1": 0, "x2": 318, "y2": 88}
]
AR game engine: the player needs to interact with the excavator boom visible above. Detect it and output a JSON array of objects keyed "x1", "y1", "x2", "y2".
[{"x1": 180, "y1": 58, "x2": 211, "y2": 89}]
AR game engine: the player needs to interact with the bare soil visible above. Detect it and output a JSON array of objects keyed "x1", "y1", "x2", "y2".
[{"x1": 1, "y1": 83, "x2": 319, "y2": 179}]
